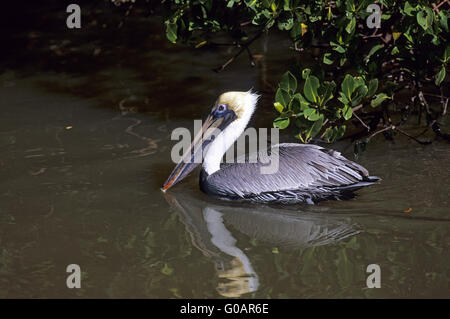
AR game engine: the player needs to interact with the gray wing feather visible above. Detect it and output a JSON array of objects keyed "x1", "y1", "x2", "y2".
[{"x1": 206, "y1": 143, "x2": 370, "y2": 198}]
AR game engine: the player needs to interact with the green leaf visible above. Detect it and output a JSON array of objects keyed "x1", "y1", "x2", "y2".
[
  {"x1": 298, "y1": 94, "x2": 311, "y2": 110},
  {"x1": 302, "y1": 68, "x2": 311, "y2": 79},
  {"x1": 318, "y1": 81, "x2": 336, "y2": 106},
  {"x1": 346, "y1": 17, "x2": 356, "y2": 34},
  {"x1": 282, "y1": 0, "x2": 292, "y2": 11},
  {"x1": 325, "y1": 125, "x2": 346, "y2": 143},
  {"x1": 303, "y1": 108, "x2": 314, "y2": 118},
  {"x1": 280, "y1": 71, "x2": 297, "y2": 93},
  {"x1": 341, "y1": 74, "x2": 355, "y2": 100},
  {"x1": 278, "y1": 19, "x2": 294, "y2": 30},
  {"x1": 432, "y1": 36, "x2": 440, "y2": 46},
  {"x1": 417, "y1": 8, "x2": 433, "y2": 31},
  {"x1": 335, "y1": 45, "x2": 346, "y2": 54},
  {"x1": 403, "y1": 1, "x2": 417, "y2": 16},
  {"x1": 273, "y1": 116, "x2": 290, "y2": 129},
  {"x1": 383, "y1": 81, "x2": 398, "y2": 95},
  {"x1": 338, "y1": 92, "x2": 349, "y2": 105},
  {"x1": 252, "y1": 10, "x2": 271, "y2": 25},
  {"x1": 307, "y1": 115, "x2": 324, "y2": 139},
  {"x1": 274, "y1": 102, "x2": 284, "y2": 113},
  {"x1": 291, "y1": 93, "x2": 310, "y2": 113},
  {"x1": 352, "y1": 85, "x2": 368, "y2": 106},
  {"x1": 165, "y1": 21, "x2": 178, "y2": 43},
  {"x1": 336, "y1": 125, "x2": 347, "y2": 140},
  {"x1": 278, "y1": 12, "x2": 294, "y2": 30},
  {"x1": 303, "y1": 108, "x2": 320, "y2": 121},
  {"x1": 439, "y1": 10, "x2": 449, "y2": 32},
  {"x1": 327, "y1": 7, "x2": 333, "y2": 20},
  {"x1": 324, "y1": 127, "x2": 334, "y2": 143},
  {"x1": 435, "y1": 66, "x2": 446, "y2": 86},
  {"x1": 303, "y1": 76, "x2": 320, "y2": 103},
  {"x1": 323, "y1": 52, "x2": 334, "y2": 65},
  {"x1": 404, "y1": 29, "x2": 414, "y2": 43},
  {"x1": 331, "y1": 41, "x2": 346, "y2": 53},
  {"x1": 367, "y1": 79, "x2": 378, "y2": 97},
  {"x1": 342, "y1": 104, "x2": 353, "y2": 120},
  {"x1": 290, "y1": 21, "x2": 302, "y2": 40},
  {"x1": 275, "y1": 88, "x2": 291, "y2": 108},
  {"x1": 370, "y1": 93, "x2": 390, "y2": 107},
  {"x1": 365, "y1": 44, "x2": 383, "y2": 62},
  {"x1": 444, "y1": 45, "x2": 450, "y2": 63},
  {"x1": 353, "y1": 77, "x2": 365, "y2": 88},
  {"x1": 266, "y1": 19, "x2": 275, "y2": 29}
]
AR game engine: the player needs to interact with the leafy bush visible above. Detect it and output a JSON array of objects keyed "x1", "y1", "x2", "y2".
[
  {"x1": 273, "y1": 70, "x2": 386, "y2": 142},
  {"x1": 150, "y1": 0, "x2": 450, "y2": 145}
]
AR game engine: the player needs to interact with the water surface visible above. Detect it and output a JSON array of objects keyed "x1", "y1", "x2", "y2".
[{"x1": 0, "y1": 7, "x2": 449, "y2": 298}]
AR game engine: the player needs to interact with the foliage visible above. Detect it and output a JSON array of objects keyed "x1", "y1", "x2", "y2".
[
  {"x1": 273, "y1": 69, "x2": 386, "y2": 142},
  {"x1": 153, "y1": 0, "x2": 449, "y2": 145}
]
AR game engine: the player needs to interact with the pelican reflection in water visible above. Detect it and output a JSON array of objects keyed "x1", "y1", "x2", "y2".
[
  {"x1": 162, "y1": 90, "x2": 379, "y2": 203},
  {"x1": 164, "y1": 187, "x2": 361, "y2": 297}
]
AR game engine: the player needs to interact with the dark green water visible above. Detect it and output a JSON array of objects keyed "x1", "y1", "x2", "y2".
[{"x1": 0, "y1": 7, "x2": 449, "y2": 298}]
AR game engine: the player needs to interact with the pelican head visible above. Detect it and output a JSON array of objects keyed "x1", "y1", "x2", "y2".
[{"x1": 162, "y1": 90, "x2": 259, "y2": 191}]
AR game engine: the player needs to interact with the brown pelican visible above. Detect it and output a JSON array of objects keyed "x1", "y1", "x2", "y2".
[{"x1": 162, "y1": 90, "x2": 379, "y2": 204}]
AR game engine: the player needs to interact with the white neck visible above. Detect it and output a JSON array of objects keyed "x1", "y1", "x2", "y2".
[{"x1": 203, "y1": 91, "x2": 258, "y2": 175}]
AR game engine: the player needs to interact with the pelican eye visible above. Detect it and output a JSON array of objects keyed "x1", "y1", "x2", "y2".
[
  {"x1": 217, "y1": 104, "x2": 227, "y2": 112},
  {"x1": 212, "y1": 103, "x2": 228, "y2": 117}
]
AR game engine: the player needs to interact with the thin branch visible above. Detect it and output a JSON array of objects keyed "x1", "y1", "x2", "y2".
[
  {"x1": 395, "y1": 127, "x2": 432, "y2": 145},
  {"x1": 418, "y1": 90, "x2": 431, "y2": 115},
  {"x1": 443, "y1": 98, "x2": 448, "y2": 116},
  {"x1": 213, "y1": 30, "x2": 264, "y2": 73},
  {"x1": 353, "y1": 111, "x2": 370, "y2": 131},
  {"x1": 207, "y1": 41, "x2": 238, "y2": 47},
  {"x1": 352, "y1": 104, "x2": 363, "y2": 112},
  {"x1": 414, "y1": 120, "x2": 435, "y2": 138},
  {"x1": 432, "y1": 0, "x2": 450, "y2": 13},
  {"x1": 422, "y1": 92, "x2": 450, "y2": 100},
  {"x1": 368, "y1": 125, "x2": 394, "y2": 140},
  {"x1": 368, "y1": 124, "x2": 432, "y2": 144},
  {"x1": 245, "y1": 46, "x2": 256, "y2": 67},
  {"x1": 440, "y1": 87, "x2": 448, "y2": 116}
]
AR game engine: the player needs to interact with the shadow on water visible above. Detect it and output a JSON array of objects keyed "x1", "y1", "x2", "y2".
[{"x1": 164, "y1": 187, "x2": 361, "y2": 297}]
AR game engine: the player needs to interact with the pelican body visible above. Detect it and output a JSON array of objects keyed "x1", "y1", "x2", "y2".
[{"x1": 162, "y1": 91, "x2": 379, "y2": 204}]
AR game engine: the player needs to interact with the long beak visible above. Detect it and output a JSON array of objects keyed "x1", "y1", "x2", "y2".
[{"x1": 161, "y1": 114, "x2": 222, "y2": 192}]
